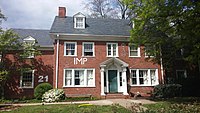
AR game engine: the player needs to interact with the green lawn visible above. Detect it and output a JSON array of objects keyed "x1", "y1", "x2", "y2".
[
  {"x1": 0, "y1": 104, "x2": 131, "y2": 113},
  {"x1": 143, "y1": 97, "x2": 200, "y2": 113}
]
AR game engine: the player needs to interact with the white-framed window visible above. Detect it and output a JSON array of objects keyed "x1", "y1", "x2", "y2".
[
  {"x1": 145, "y1": 45, "x2": 155, "y2": 57},
  {"x1": 64, "y1": 42, "x2": 77, "y2": 56},
  {"x1": 20, "y1": 70, "x2": 34, "y2": 88},
  {"x1": 82, "y1": 42, "x2": 95, "y2": 57},
  {"x1": 23, "y1": 36, "x2": 36, "y2": 58},
  {"x1": 64, "y1": 69, "x2": 95, "y2": 87},
  {"x1": 129, "y1": 45, "x2": 140, "y2": 57},
  {"x1": 176, "y1": 70, "x2": 187, "y2": 79},
  {"x1": 74, "y1": 17, "x2": 85, "y2": 29},
  {"x1": 130, "y1": 69, "x2": 158, "y2": 86},
  {"x1": 107, "y1": 43, "x2": 118, "y2": 57}
]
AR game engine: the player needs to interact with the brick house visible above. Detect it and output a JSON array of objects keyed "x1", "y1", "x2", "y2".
[{"x1": 4, "y1": 7, "x2": 165, "y2": 99}]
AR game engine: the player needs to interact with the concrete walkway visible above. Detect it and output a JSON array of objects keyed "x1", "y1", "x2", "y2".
[{"x1": 11, "y1": 99, "x2": 156, "y2": 111}]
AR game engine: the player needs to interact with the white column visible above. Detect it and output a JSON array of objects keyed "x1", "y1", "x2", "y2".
[
  {"x1": 100, "y1": 66, "x2": 105, "y2": 95},
  {"x1": 122, "y1": 67, "x2": 128, "y2": 95}
]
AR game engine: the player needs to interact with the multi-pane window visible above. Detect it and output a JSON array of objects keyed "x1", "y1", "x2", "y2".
[
  {"x1": 130, "y1": 70, "x2": 137, "y2": 85},
  {"x1": 130, "y1": 69, "x2": 158, "y2": 86},
  {"x1": 64, "y1": 42, "x2": 77, "y2": 56},
  {"x1": 20, "y1": 70, "x2": 34, "y2": 88},
  {"x1": 129, "y1": 45, "x2": 140, "y2": 57},
  {"x1": 65, "y1": 70, "x2": 72, "y2": 86},
  {"x1": 87, "y1": 70, "x2": 94, "y2": 86},
  {"x1": 64, "y1": 69, "x2": 95, "y2": 87},
  {"x1": 75, "y1": 17, "x2": 84, "y2": 28},
  {"x1": 75, "y1": 70, "x2": 84, "y2": 85},
  {"x1": 83, "y1": 42, "x2": 94, "y2": 56},
  {"x1": 139, "y1": 70, "x2": 148, "y2": 85},
  {"x1": 107, "y1": 43, "x2": 118, "y2": 57},
  {"x1": 145, "y1": 45, "x2": 155, "y2": 57},
  {"x1": 176, "y1": 70, "x2": 187, "y2": 79}
]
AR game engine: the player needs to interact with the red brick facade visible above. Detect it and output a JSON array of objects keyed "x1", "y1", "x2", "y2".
[
  {"x1": 4, "y1": 50, "x2": 54, "y2": 99},
  {"x1": 54, "y1": 40, "x2": 162, "y2": 98}
]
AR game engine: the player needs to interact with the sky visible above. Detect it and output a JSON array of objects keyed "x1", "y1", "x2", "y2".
[{"x1": 0, "y1": 0, "x2": 85, "y2": 29}]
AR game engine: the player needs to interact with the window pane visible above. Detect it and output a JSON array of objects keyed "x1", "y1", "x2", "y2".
[
  {"x1": 75, "y1": 70, "x2": 84, "y2": 85},
  {"x1": 130, "y1": 45, "x2": 138, "y2": 56},
  {"x1": 76, "y1": 18, "x2": 84, "y2": 28},
  {"x1": 131, "y1": 70, "x2": 137, "y2": 85},
  {"x1": 130, "y1": 51, "x2": 138, "y2": 56},
  {"x1": 84, "y1": 43, "x2": 93, "y2": 56},
  {"x1": 108, "y1": 44, "x2": 111, "y2": 55},
  {"x1": 66, "y1": 43, "x2": 75, "y2": 55},
  {"x1": 139, "y1": 70, "x2": 148, "y2": 85},
  {"x1": 113, "y1": 44, "x2": 116, "y2": 56},
  {"x1": 150, "y1": 70, "x2": 156, "y2": 85},
  {"x1": 65, "y1": 70, "x2": 72, "y2": 86},
  {"x1": 22, "y1": 71, "x2": 33, "y2": 87},
  {"x1": 87, "y1": 70, "x2": 94, "y2": 86}
]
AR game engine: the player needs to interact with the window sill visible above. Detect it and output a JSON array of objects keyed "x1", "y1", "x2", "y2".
[
  {"x1": 82, "y1": 56, "x2": 95, "y2": 57},
  {"x1": 129, "y1": 56, "x2": 141, "y2": 58},
  {"x1": 64, "y1": 55, "x2": 77, "y2": 57},
  {"x1": 106, "y1": 56, "x2": 119, "y2": 58},
  {"x1": 63, "y1": 86, "x2": 96, "y2": 88},
  {"x1": 130, "y1": 85, "x2": 158, "y2": 87}
]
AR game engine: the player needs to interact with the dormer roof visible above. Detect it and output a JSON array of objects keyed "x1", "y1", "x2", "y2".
[
  {"x1": 73, "y1": 12, "x2": 86, "y2": 18},
  {"x1": 23, "y1": 36, "x2": 36, "y2": 41}
]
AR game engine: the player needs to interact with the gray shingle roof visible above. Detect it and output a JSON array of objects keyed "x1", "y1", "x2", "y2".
[
  {"x1": 12, "y1": 29, "x2": 53, "y2": 46},
  {"x1": 50, "y1": 16, "x2": 131, "y2": 36}
]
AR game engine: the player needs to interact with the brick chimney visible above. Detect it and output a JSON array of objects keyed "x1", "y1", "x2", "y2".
[{"x1": 58, "y1": 7, "x2": 66, "y2": 18}]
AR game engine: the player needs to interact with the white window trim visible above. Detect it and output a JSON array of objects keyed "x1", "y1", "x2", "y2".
[
  {"x1": 130, "y1": 69, "x2": 159, "y2": 86},
  {"x1": 20, "y1": 70, "x2": 34, "y2": 88},
  {"x1": 63, "y1": 68, "x2": 95, "y2": 87},
  {"x1": 106, "y1": 43, "x2": 118, "y2": 57},
  {"x1": 82, "y1": 42, "x2": 95, "y2": 57},
  {"x1": 74, "y1": 17, "x2": 85, "y2": 29},
  {"x1": 129, "y1": 45, "x2": 141, "y2": 57},
  {"x1": 176, "y1": 70, "x2": 187, "y2": 78},
  {"x1": 64, "y1": 42, "x2": 77, "y2": 56}
]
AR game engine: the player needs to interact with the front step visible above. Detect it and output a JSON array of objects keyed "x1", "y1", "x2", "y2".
[{"x1": 105, "y1": 93, "x2": 130, "y2": 99}]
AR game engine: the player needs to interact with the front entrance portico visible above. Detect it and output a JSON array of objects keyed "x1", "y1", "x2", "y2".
[{"x1": 100, "y1": 58, "x2": 129, "y2": 95}]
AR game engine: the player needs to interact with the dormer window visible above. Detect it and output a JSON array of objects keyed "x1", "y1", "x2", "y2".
[
  {"x1": 23, "y1": 36, "x2": 36, "y2": 58},
  {"x1": 74, "y1": 12, "x2": 86, "y2": 29}
]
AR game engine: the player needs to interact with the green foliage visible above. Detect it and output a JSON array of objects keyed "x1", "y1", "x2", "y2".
[
  {"x1": 153, "y1": 84, "x2": 182, "y2": 98},
  {"x1": 127, "y1": 0, "x2": 200, "y2": 71},
  {"x1": 0, "y1": 70, "x2": 8, "y2": 83},
  {"x1": 34, "y1": 83, "x2": 52, "y2": 100}
]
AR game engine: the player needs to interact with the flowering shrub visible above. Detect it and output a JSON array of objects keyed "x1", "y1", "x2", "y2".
[{"x1": 42, "y1": 89, "x2": 65, "y2": 103}]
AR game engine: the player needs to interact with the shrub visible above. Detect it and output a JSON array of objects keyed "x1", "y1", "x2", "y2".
[
  {"x1": 153, "y1": 84, "x2": 182, "y2": 98},
  {"x1": 34, "y1": 83, "x2": 53, "y2": 100},
  {"x1": 42, "y1": 89, "x2": 65, "y2": 103}
]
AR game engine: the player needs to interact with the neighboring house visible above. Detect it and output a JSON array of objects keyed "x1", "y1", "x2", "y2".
[{"x1": 4, "y1": 7, "x2": 164, "y2": 99}]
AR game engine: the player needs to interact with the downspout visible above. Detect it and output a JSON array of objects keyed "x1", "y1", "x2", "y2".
[{"x1": 55, "y1": 35, "x2": 59, "y2": 88}]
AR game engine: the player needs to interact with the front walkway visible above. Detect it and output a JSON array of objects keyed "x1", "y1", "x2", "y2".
[{"x1": 11, "y1": 99, "x2": 156, "y2": 111}]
